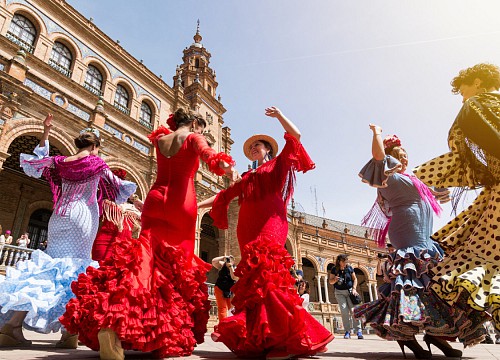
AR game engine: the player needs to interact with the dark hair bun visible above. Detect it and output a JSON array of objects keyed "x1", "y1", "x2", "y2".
[
  {"x1": 74, "y1": 132, "x2": 100, "y2": 149},
  {"x1": 173, "y1": 108, "x2": 191, "y2": 127}
]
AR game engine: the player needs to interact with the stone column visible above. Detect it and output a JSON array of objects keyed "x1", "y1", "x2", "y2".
[
  {"x1": 372, "y1": 283, "x2": 378, "y2": 300},
  {"x1": 367, "y1": 282, "x2": 373, "y2": 301},
  {"x1": 316, "y1": 275, "x2": 323, "y2": 303},
  {"x1": 323, "y1": 275, "x2": 330, "y2": 303}
]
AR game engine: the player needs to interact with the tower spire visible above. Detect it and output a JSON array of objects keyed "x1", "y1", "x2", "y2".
[{"x1": 193, "y1": 19, "x2": 202, "y2": 45}]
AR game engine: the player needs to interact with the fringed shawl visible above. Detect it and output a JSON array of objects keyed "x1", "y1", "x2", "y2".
[
  {"x1": 448, "y1": 92, "x2": 500, "y2": 210},
  {"x1": 211, "y1": 133, "x2": 315, "y2": 229},
  {"x1": 29, "y1": 155, "x2": 118, "y2": 215}
]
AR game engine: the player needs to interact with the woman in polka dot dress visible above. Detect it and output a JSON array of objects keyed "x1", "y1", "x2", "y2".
[
  {"x1": 414, "y1": 63, "x2": 500, "y2": 334},
  {"x1": 0, "y1": 114, "x2": 136, "y2": 349},
  {"x1": 354, "y1": 125, "x2": 488, "y2": 359}
]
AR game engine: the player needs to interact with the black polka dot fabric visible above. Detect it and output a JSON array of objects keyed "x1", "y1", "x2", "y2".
[{"x1": 414, "y1": 134, "x2": 500, "y2": 331}]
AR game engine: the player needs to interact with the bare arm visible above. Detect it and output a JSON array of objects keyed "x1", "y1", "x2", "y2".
[
  {"x1": 369, "y1": 123, "x2": 385, "y2": 161},
  {"x1": 329, "y1": 272, "x2": 339, "y2": 285},
  {"x1": 211, "y1": 256, "x2": 225, "y2": 270},
  {"x1": 198, "y1": 195, "x2": 216, "y2": 209},
  {"x1": 351, "y1": 271, "x2": 359, "y2": 295},
  {"x1": 265, "y1": 107, "x2": 301, "y2": 141},
  {"x1": 228, "y1": 263, "x2": 239, "y2": 281},
  {"x1": 40, "y1": 113, "x2": 53, "y2": 147}
]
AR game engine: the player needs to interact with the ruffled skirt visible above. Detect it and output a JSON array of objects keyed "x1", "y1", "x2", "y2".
[
  {"x1": 212, "y1": 236, "x2": 334, "y2": 358},
  {"x1": 0, "y1": 250, "x2": 97, "y2": 334},
  {"x1": 59, "y1": 226, "x2": 211, "y2": 357},
  {"x1": 353, "y1": 244, "x2": 489, "y2": 346}
]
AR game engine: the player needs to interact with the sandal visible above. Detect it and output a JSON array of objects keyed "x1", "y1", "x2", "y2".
[{"x1": 0, "y1": 324, "x2": 32, "y2": 347}]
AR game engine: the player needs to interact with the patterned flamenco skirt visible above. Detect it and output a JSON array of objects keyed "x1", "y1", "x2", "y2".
[
  {"x1": 59, "y1": 225, "x2": 211, "y2": 358},
  {"x1": 212, "y1": 236, "x2": 334, "y2": 358},
  {"x1": 353, "y1": 244, "x2": 489, "y2": 346}
]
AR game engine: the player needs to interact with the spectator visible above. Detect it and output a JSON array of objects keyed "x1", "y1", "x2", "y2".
[
  {"x1": 1, "y1": 231, "x2": 13, "y2": 245},
  {"x1": 212, "y1": 255, "x2": 238, "y2": 322},
  {"x1": 38, "y1": 240, "x2": 48, "y2": 252},
  {"x1": 329, "y1": 254, "x2": 363, "y2": 339},
  {"x1": 298, "y1": 280, "x2": 310, "y2": 311},
  {"x1": 376, "y1": 243, "x2": 396, "y2": 277},
  {"x1": 16, "y1": 233, "x2": 30, "y2": 248}
]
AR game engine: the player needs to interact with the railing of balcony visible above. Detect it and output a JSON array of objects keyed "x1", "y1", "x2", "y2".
[
  {"x1": 113, "y1": 101, "x2": 130, "y2": 115},
  {"x1": 0, "y1": 244, "x2": 34, "y2": 270},
  {"x1": 48, "y1": 59, "x2": 72, "y2": 78},
  {"x1": 83, "y1": 82, "x2": 103, "y2": 97},
  {"x1": 139, "y1": 119, "x2": 153, "y2": 130},
  {"x1": 6, "y1": 32, "x2": 35, "y2": 54}
]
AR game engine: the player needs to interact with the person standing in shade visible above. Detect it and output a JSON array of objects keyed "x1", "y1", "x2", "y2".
[
  {"x1": 329, "y1": 254, "x2": 363, "y2": 340},
  {"x1": 212, "y1": 255, "x2": 238, "y2": 322}
]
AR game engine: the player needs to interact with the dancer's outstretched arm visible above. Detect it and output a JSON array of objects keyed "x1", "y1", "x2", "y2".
[
  {"x1": 40, "y1": 113, "x2": 53, "y2": 147},
  {"x1": 265, "y1": 107, "x2": 301, "y2": 141},
  {"x1": 369, "y1": 123, "x2": 385, "y2": 161},
  {"x1": 198, "y1": 195, "x2": 216, "y2": 209}
]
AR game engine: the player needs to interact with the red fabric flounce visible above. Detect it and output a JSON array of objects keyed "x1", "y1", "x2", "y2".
[
  {"x1": 212, "y1": 236, "x2": 333, "y2": 357},
  {"x1": 147, "y1": 125, "x2": 172, "y2": 144},
  {"x1": 206, "y1": 152, "x2": 235, "y2": 176},
  {"x1": 60, "y1": 228, "x2": 210, "y2": 357},
  {"x1": 283, "y1": 133, "x2": 315, "y2": 173}
]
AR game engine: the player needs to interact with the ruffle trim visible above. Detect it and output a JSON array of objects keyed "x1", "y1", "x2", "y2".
[
  {"x1": 147, "y1": 125, "x2": 172, "y2": 144},
  {"x1": 0, "y1": 250, "x2": 97, "y2": 334},
  {"x1": 213, "y1": 236, "x2": 333, "y2": 357},
  {"x1": 359, "y1": 155, "x2": 402, "y2": 188},
  {"x1": 206, "y1": 152, "x2": 235, "y2": 176},
  {"x1": 283, "y1": 133, "x2": 316, "y2": 173},
  {"x1": 354, "y1": 246, "x2": 489, "y2": 346},
  {"x1": 60, "y1": 231, "x2": 210, "y2": 356}
]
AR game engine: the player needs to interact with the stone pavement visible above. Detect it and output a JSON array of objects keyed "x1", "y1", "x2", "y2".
[{"x1": 0, "y1": 331, "x2": 498, "y2": 360}]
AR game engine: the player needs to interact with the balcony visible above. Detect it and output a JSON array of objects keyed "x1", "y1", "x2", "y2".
[
  {"x1": 139, "y1": 118, "x2": 153, "y2": 130},
  {"x1": 6, "y1": 31, "x2": 35, "y2": 54},
  {"x1": 83, "y1": 82, "x2": 103, "y2": 96},
  {"x1": 0, "y1": 244, "x2": 34, "y2": 274},
  {"x1": 113, "y1": 101, "x2": 130, "y2": 115},
  {"x1": 48, "y1": 59, "x2": 72, "y2": 78}
]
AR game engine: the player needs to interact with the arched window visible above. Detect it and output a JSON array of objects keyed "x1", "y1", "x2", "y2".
[
  {"x1": 114, "y1": 85, "x2": 130, "y2": 115},
  {"x1": 139, "y1": 102, "x2": 153, "y2": 129},
  {"x1": 49, "y1": 42, "x2": 72, "y2": 77},
  {"x1": 84, "y1": 65, "x2": 103, "y2": 96},
  {"x1": 7, "y1": 14, "x2": 36, "y2": 53}
]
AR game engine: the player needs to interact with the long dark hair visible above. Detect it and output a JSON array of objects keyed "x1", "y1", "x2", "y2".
[{"x1": 335, "y1": 254, "x2": 348, "y2": 272}]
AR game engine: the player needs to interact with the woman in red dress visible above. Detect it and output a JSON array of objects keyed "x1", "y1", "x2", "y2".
[
  {"x1": 199, "y1": 107, "x2": 334, "y2": 359},
  {"x1": 60, "y1": 108, "x2": 239, "y2": 360},
  {"x1": 92, "y1": 169, "x2": 143, "y2": 262}
]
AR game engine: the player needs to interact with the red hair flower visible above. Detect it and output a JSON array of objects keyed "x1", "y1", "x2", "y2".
[
  {"x1": 383, "y1": 135, "x2": 402, "y2": 151},
  {"x1": 166, "y1": 113, "x2": 177, "y2": 131},
  {"x1": 112, "y1": 169, "x2": 127, "y2": 180}
]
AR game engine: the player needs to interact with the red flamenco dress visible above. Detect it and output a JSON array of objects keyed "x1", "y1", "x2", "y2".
[
  {"x1": 60, "y1": 126, "x2": 234, "y2": 357},
  {"x1": 210, "y1": 133, "x2": 334, "y2": 358}
]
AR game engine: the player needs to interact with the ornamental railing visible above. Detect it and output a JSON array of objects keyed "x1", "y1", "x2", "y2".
[
  {"x1": 48, "y1": 59, "x2": 72, "y2": 78},
  {"x1": 139, "y1": 119, "x2": 153, "y2": 130},
  {"x1": 113, "y1": 101, "x2": 130, "y2": 115},
  {"x1": 5, "y1": 32, "x2": 35, "y2": 54},
  {"x1": 0, "y1": 244, "x2": 34, "y2": 273},
  {"x1": 83, "y1": 82, "x2": 103, "y2": 96}
]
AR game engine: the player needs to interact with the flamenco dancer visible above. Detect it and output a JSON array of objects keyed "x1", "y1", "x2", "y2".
[
  {"x1": 0, "y1": 114, "x2": 136, "y2": 348},
  {"x1": 414, "y1": 63, "x2": 500, "y2": 334},
  {"x1": 199, "y1": 107, "x2": 334, "y2": 359},
  {"x1": 354, "y1": 125, "x2": 489, "y2": 359},
  {"x1": 92, "y1": 169, "x2": 143, "y2": 262},
  {"x1": 60, "y1": 108, "x2": 239, "y2": 360}
]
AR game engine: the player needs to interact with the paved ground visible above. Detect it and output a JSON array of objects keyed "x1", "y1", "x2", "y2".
[{"x1": 0, "y1": 331, "x2": 498, "y2": 360}]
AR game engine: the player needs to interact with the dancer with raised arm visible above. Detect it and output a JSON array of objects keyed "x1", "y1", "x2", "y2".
[
  {"x1": 354, "y1": 124, "x2": 488, "y2": 358},
  {"x1": 0, "y1": 114, "x2": 136, "y2": 349},
  {"x1": 199, "y1": 107, "x2": 333, "y2": 360},
  {"x1": 61, "y1": 109, "x2": 239, "y2": 360},
  {"x1": 414, "y1": 63, "x2": 500, "y2": 339}
]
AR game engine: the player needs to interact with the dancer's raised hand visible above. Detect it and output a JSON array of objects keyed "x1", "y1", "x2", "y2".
[{"x1": 369, "y1": 123, "x2": 382, "y2": 135}]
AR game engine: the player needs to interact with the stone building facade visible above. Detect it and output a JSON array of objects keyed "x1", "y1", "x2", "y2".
[
  {"x1": 0, "y1": 0, "x2": 384, "y2": 332},
  {"x1": 0, "y1": 0, "x2": 232, "y2": 251}
]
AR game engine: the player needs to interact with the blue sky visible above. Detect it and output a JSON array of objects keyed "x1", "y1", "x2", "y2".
[{"x1": 68, "y1": 0, "x2": 500, "y2": 231}]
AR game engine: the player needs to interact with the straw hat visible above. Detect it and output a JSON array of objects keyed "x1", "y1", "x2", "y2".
[{"x1": 243, "y1": 134, "x2": 279, "y2": 161}]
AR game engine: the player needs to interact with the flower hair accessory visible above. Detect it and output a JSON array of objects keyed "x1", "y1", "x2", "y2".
[
  {"x1": 383, "y1": 134, "x2": 401, "y2": 151},
  {"x1": 166, "y1": 114, "x2": 177, "y2": 131},
  {"x1": 112, "y1": 169, "x2": 127, "y2": 180},
  {"x1": 80, "y1": 127, "x2": 100, "y2": 138}
]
